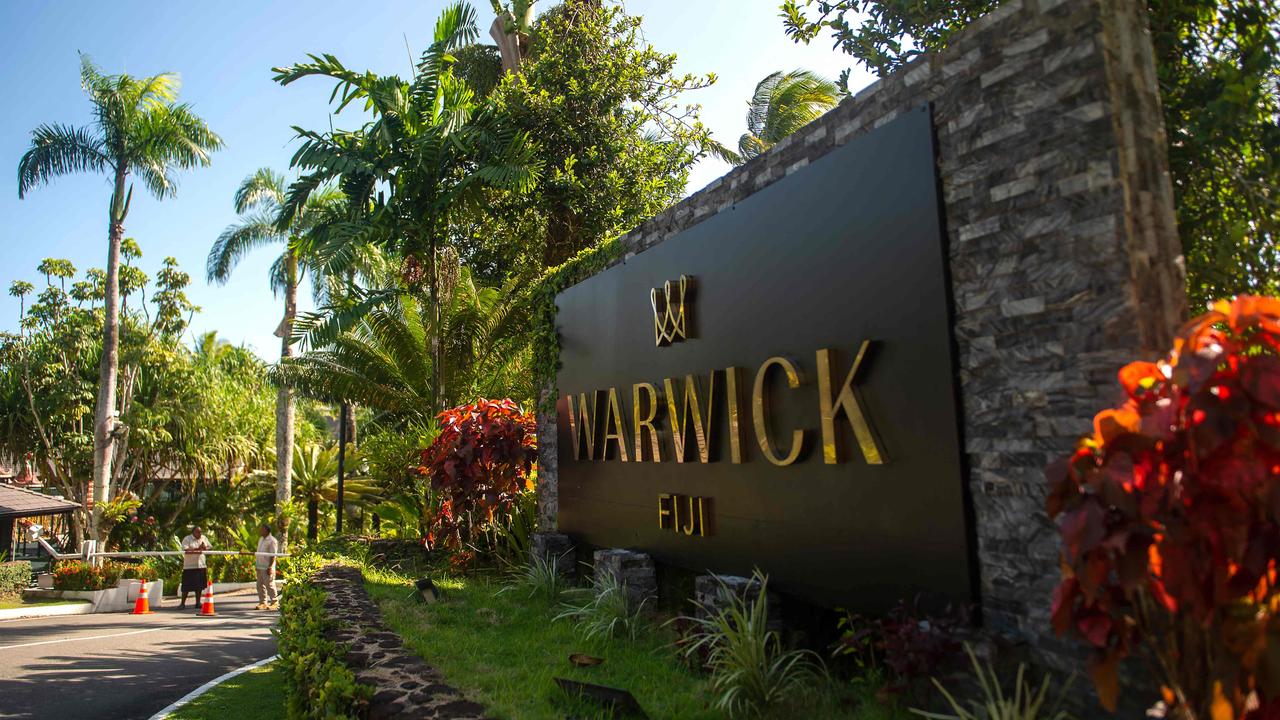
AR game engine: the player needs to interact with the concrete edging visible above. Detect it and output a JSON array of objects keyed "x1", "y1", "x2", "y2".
[{"x1": 0, "y1": 601, "x2": 93, "y2": 621}]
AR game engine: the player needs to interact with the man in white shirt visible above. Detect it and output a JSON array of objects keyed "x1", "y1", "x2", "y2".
[
  {"x1": 247, "y1": 523, "x2": 279, "y2": 609},
  {"x1": 179, "y1": 526, "x2": 212, "y2": 610}
]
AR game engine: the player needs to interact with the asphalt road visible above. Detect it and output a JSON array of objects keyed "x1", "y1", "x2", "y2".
[{"x1": 0, "y1": 590, "x2": 278, "y2": 720}]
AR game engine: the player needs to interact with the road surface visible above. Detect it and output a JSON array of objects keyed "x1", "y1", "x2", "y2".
[{"x1": 0, "y1": 590, "x2": 278, "y2": 720}]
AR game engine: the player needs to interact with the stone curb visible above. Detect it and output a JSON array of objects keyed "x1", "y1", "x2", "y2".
[{"x1": 312, "y1": 564, "x2": 493, "y2": 719}]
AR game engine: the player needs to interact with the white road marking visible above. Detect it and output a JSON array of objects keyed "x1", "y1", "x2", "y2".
[
  {"x1": 147, "y1": 655, "x2": 278, "y2": 719},
  {"x1": 0, "y1": 626, "x2": 176, "y2": 651}
]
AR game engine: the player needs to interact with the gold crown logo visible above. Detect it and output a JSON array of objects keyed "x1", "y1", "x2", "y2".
[{"x1": 651, "y1": 275, "x2": 692, "y2": 346}]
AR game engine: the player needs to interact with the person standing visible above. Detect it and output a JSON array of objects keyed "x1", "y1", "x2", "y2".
[
  {"x1": 179, "y1": 526, "x2": 212, "y2": 610},
  {"x1": 249, "y1": 523, "x2": 278, "y2": 609}
]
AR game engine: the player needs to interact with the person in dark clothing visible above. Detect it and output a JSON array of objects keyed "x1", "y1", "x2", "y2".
[{"x1": 178, "y1": 526, "x2": 212, "y2": 609}]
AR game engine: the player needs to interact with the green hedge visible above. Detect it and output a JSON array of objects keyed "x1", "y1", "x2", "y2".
[
  {"x1": 0, "y1": 561, "x2": 31, "y2": 599},
  {"x1": 276, "y1": 576, "x2": 371, "y2": 719}
]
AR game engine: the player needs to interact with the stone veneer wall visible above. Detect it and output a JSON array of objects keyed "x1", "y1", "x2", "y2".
[{"x1": 536, "y1": 0, "x2": 1185, "y2": 679}]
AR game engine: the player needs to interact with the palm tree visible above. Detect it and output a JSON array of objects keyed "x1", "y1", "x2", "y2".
[
  {"x1": 725, "y1": 69, "x2": 839, "y2": 165},
  {"x1": 16, "y1": 55, "x2": 222, "y2": 542},
  {"x1": 207, "y1": 169, "x2": 343, "y2": 516},
  {"x1": 273, "y1": 0, "x2": 540, "y2": 413},
  {"x1": 273, "y1": 269, "x2": 531, "y2": 424},
  {"x1": 291, "y1": 442, "x2": 377, "y2": 540}
]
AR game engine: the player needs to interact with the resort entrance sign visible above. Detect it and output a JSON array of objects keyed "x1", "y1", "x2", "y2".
[{"x1": 554, "y1": 106, "x2": 974, "y2": 608}]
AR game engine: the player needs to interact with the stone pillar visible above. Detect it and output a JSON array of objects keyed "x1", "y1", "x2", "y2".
[
  {"x1": 529, "y1": 532, "x2": 575, "y2": 579},
  {"x1": 535, "y1": 386, "x2": 559, "y2": 531},
  {"x1": 593, "y1": 549, "x2": 657, "y2": 610},
  {"x1": 693, "y1": 574, "x2": 784, "y2": 632}
]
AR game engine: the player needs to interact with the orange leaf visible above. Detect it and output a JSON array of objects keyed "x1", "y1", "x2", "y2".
[
  {"x1": 1094, "y1": 404, "x2": 1141, "y2": 444},
  {"x1": 1089, "y1": 651, "x2": 1121, "y2": 712},
  {"x1": 1118, "y1": 361, "x2": 1164, "y2": 399},
  {"x1": 1211, "y1": 681, "x2": 1233, "y2": 720}
]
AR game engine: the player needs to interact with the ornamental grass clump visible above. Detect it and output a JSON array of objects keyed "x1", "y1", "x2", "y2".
[
  {"x1": 677, "y1": 571, "x2": 824, "y2": 718},
  {"x1": 1047, "y1": 296, "x2": 1280, "y2": 718},
  {"x1": 554, "y1": 569, "x2": 646, "y2": 641},
  {"x1": 911, "y1": 644, "x2": 1072, "y2": 720},
  {"x1": 499, "y1": 552, "x2": 568, "y2": 604}
]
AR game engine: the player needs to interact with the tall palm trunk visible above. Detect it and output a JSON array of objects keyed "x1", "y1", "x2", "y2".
[
  {"x1": 275, "y1": 252, "x2": 298, "y2": 523},
  {"x1": 429, "y1": 238, "x2": 443, "y2": 413},
  {"x1": 90, "y1": 167, "x2": 127, "y2": 545}
]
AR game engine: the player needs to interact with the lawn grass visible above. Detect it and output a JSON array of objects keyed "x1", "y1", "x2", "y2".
[
  {"x1": 169, "y1": 662, "x2": 284, "y2": 720},
  {"x1": 365, "y1": 569, "x2": 910, "y2": 720},
  {"x1": 0, "y1": 597, "x2": 89, "y2": 610}
]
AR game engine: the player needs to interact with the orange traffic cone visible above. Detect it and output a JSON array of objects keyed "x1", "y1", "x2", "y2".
[
  {"x1": 198, "y1": 582, "x2": 216, "y2": 616},
  {"x1": 131, "y1": 578, "x2": 153, "y2": 615}
]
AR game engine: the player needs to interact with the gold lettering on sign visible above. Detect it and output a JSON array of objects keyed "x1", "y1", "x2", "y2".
[
  {"x1": 658, "y1": 493, "x2": 674, "y2": 529},
  {"x1": 752, "y1": 357, "x2": 806, "y2": 466},
  {"x1": 565, "y1": 391, "x2": 599, "y2": 461},
  {"x1": 664, "y1": 372, "x2": 717, "y2": 463},
  {"x1": 817, "y1": 343, "x2": 887, "y2": 465},
  {"x1": 725, "y1": 366, "x2": 746, "y2": 463},
  {"x1": 601, "y1": 387, "x2": 630, "y2": 462},
  {"x1": 632, "y1": 382, "x2": 663, "y2": 463},
  {"x1": 656, "y1": 494, "x2": 711, "y2": 536}
]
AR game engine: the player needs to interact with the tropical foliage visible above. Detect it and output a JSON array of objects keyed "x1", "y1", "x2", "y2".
[
  {"x1": 724, "y1": 69, "x2": 840, "y2": 165},
  {"x1": 780, "y1": 0, "x2": 1280, "y2": 307},
  {"x1": 1048, "y1": 296, "x2": 1280, "y2": 717},
  {"x1": 209, "y1": 168, "x2": 346, "y2": 513},
  {"x1": 0, "y1": 251, "x2": 288, "y2": 545},
  {"x1": 16, "y1": 55, "x2": 221, "y2": 541},
  {"x1": 463, "y1": 0, "x2": 717, "y2": 275},
  {"x1": 418, "y1": 398, "x2": 536, "y2": 551}
]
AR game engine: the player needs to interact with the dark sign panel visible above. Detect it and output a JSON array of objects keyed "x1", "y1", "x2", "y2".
[{"x1": 554, "y1": 105, "x2": 973, "y2": 609}]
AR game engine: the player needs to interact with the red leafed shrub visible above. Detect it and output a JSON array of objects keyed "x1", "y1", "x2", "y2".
[
  {"x1": 419, "y1": 398, "x2": 536, "y2": 551},
  {"x1": 1047, "y1": 296, "x2": 1280, "y2": 719}
]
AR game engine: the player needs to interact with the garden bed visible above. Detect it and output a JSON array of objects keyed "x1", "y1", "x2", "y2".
[{"x1": 364, "y1": 570, "x2": 902, "y2": 720}]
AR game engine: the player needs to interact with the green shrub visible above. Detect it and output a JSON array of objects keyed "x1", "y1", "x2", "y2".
[
  {"x1": 0, "y1": 561, "x2": 31, "y2": 599},
  {"x1": 677, "y1": 571, "x2": 825, "y2": 718},
  {"x1": 275, "y1": 571, "x2": 372, "y2": 719},
  {"x1": 52, "y1": 561, "x2": 109, "y2": 591},
  {"x1": 209, "y1": 554, "x2": 255, "y2": 583},
  {"x1": 116, "y1": 561, "x2": 160, "y2": 582}
]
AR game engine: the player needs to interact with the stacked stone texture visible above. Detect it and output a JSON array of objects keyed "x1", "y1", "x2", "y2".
[
  {"x1": 529, "y1": 530, "x2": 576, "y2": 579},
  {"x1": 592, "y1": 549, "x2": 658, "y2": 610},
  {"x1": 693, "y1": 574, "x2": 784, "y2": 632},
  {"x1": 535, "y1": 0, "x2": 1185, "y2": 694},
  {"x1": 313, "y1": 565, "x2": 491, "y2": 720}
]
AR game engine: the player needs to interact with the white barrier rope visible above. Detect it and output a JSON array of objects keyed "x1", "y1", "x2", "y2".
[{"x1": 32, "y1": 538, "x2": 290, "y2": 561}]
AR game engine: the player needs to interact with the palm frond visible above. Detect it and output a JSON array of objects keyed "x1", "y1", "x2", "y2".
[
  {"x1": 16, "y1": 123, "x2": 108, "y2": 197},
  {"x1": 207, "y1": 210, "x2": 284, "y2": 284},
  {"x1": 234, "y1": 168, "x2": 288, "y2": 214}
]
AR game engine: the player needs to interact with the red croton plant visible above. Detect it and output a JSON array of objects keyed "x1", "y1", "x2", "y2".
[
  {"x1": 1048, "y1": 296, "x2": 1280, "y2": 719},
  {"x1": 419, "y1": 398, "x2": 536, "y2": 552}
]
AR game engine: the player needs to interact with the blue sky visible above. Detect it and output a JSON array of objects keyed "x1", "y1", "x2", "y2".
[{"x1": 0, "y1": 0, "x2": 871, "y2": 358}]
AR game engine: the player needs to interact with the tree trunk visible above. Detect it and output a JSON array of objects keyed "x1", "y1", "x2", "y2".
[
  {"x1": 90, "y1": 168, "x2": 128, "y2": 546},
  {"x1": 307, "y1": 499, "x2": 318, "y2": 542},
  {"x1": 275, "y1": 252, "x2": 298, "y2": 524},
  {"x1": 429, "y1": 242, "x2": 443, "y2": 413}
]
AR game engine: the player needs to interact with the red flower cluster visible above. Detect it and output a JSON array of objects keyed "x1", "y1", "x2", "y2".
[
  {"x1": 1048, "y1": 297, "x2": 1280, "y2": 717},
  {"x1": 419, "y1": 398, "x2": 536, "y2": 550}
]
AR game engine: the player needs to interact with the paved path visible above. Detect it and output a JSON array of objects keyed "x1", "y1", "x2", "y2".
[{"x1": 0, "y1": 591, "x2": 278, "y2": 720}]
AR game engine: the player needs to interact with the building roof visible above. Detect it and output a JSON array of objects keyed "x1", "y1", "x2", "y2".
[{"x1": 0, "y1": 484, "x2": 80, "y2": 519}]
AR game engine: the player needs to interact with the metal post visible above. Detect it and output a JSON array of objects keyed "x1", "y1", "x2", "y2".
[{"x1": 336, "y1": 402, "x2": 348, "y2": 534}]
